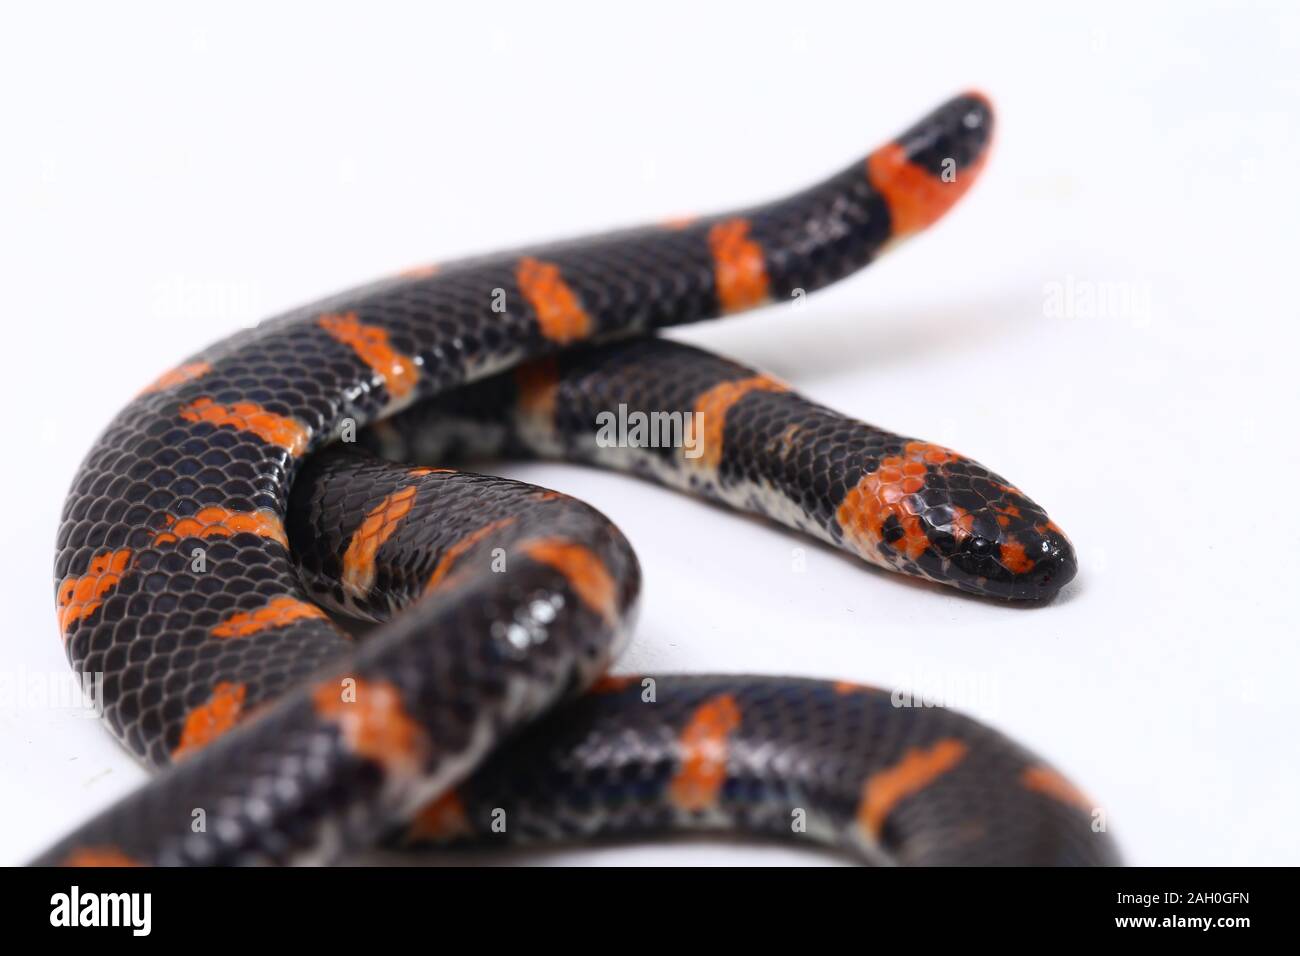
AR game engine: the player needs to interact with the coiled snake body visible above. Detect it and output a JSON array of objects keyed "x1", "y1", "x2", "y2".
[{"x1": 37, "y1": 94, "x2": 1119, "y2": 866}]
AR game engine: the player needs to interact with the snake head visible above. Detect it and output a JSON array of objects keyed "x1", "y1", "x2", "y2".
[
  {"x1": 836, "y1": 440, "x2": 1077, "y2": 601},
  {"x1": 866, "y1": 91, "x2": 995, "y2": 242}
]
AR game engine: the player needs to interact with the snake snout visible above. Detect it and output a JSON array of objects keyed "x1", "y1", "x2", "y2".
[
  {"x1": 1026, "y1": 531, "x2": 1078, "y2": 597},
  {"x1": 944, "y1": 520, "x2": 1078, "y2": 602}
]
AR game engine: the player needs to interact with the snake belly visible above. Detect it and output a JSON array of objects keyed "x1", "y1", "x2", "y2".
[{"x1": 36, "y1": 93, "x2": 1120, "y2": 866}]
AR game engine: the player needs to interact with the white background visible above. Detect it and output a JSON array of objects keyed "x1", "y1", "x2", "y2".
[{"x1": 2, "y1": 2, "x2": 1297, "y2": 866}]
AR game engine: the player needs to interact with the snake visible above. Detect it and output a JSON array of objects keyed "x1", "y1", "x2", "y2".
[{"x1": 35, "y1": 92, "x2": 1120, "y2": 866}]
